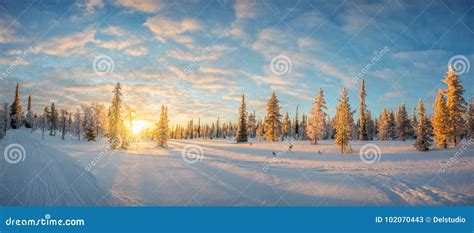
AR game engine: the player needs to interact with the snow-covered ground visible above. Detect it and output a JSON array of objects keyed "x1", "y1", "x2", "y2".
[{"x1": 1, "y1": 129, "x2": 473, "y2": 206}]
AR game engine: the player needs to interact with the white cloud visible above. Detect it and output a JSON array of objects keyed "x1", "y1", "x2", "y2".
[
  {"x1": 84, "y1": 0, "x2": 104, "y2": 13},
  {"x1": 32, "y1": 27, "x2": 96, "y2": 56},
  {"x1": 114, "y1": 0, "x2": 165, "y2": 13},
  {"x1": 0, "y1": 13, "x2": 27, "y2": 44},
  {"x1": 234, "y1": 0, "x2": 258, "y2": 19},
  {"x1": 124, "y1": 46, "x2": 148, "y2": 56},
  {"x1": 145, "y1": 16, "x2": 199, "y2": 45}
]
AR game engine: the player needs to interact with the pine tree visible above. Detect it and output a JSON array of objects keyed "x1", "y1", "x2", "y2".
[
  {"x1": 414, "y1": 99, "x2": 431, "y2": 151},
  {"x1": 156, "y1": 105, "x2": 169, "y2": 147},
  {"x1": 293, "y1": 105, "x2": 300, "y2": 138},
  {"x1": 236, "y1": 94, "x2": 248, "y2": 142},
  {"x1": 388, "y1": 109, "x2": 396, "y2": 139},
  {"x1": 308, "y1": 88, "x2": 327, "y2": 145},
  {"x1": 396, "y1": 102, "x2": 411, "y2": 141},
  {"x1": 247, "y1": 110, "x2": 256, "y2": 138},
  {"x1": 300, "y1": 113, "x2": 308, "y2": 140},
  {"x1": 60, "y1": 109, "x2": 68, "y2": 140},
  {"x1": 334, "y1": 88, "x2": 354, "y2": 153},
  {"x1": 410, "y1": 108, "x2": 417, "y2": 139},
  {"x1": 468, "y1": 97, "x2": 474, "y2": 139},
  {"x1": 264, "y1": 91, "x2": 282, "y2": 142},
  {"x1": 256, "y1": 119, "x2": 264, "y2": 143},
  {"x1": 25, "y1": 95, "x2": 33, "y2": 129},
  {"x1": 10, "y1": 83, "x2": 24, "y2": 129},
  {"x1": 378, "y1": 108, "x2": 390, "y2": 140},
  {"x1": 443, "y1": 66, "x2": 467, "y2": 146},
  {"x1": 49, "y1": 102, "x2": 58, "y2": 136},
  {"x1": 358, "y1": 80, "x2": 368, "y2": 140},
  {"x1": 432, "y1": 89, "x2": 449, "y2": 148},
  {"x1": 108, "y1": 82, "x2": 123, "y2": 149},
  {"x1": 366, "y1": 110, "x2": 374, "y2": 140},
  {"x1": 282, "y1": 112, "x2": 291, "y2": 139}
]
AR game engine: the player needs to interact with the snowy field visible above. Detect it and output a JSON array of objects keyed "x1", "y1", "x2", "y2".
[{"x1": 1, "y1": 129, "x2": 473, "y2": 206}]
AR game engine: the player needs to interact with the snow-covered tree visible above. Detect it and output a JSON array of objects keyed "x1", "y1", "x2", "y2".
[
  {"x1": 256, "y1": 119, "x2": 264, "y2": 142},
  {"x1": 410, "y1": 108, "x2": 417, "y2": 139},
  {"x1": 443, "y1": 66, "x2": 467, "y2": 146},
  {"x1": 366, "y1": 110, "x2": 374, "y2": 140},
  {"x1": 74, "y1": 108, "x2": 82, "y2": 140},
  {"x1": 156, "y1": 105, "x2": 169, "y2": 147},
  {"x1": 300, "y1": 113, "x2": 308, "y2": 140},
  {"x1": 60, "y1": 109, "x2": 68, "y2": 140},
  {"x1": 25, "y1": 95, "x2": 33, "y2": 129},
  {"x1": 293, "y1": 105, "x2": 300, "y2": 139},
  {"x1": 468, "y1": 97, "x2": 474, "y2": 139},
  {"x1": 378, "y1": 108, "x2": 390, "y2": 140},
  {"x1": 2, "y1": 103, "x2": 9, "y2": 136},
  {"x1": 236, "y1": 94, "x2": 248, "y2": 143},
  {"x1": 414, "y1": 99, "x2": 431, "y2": 151},
  {"x1": 432, "y1": 89, "x2": 449, "y2": 148},
  {"x1": 49, "y1": 102, "x2": 58, "y2": 136},
  {"x1": 388, "y1": 110, "x2": 396, "y2": 140},
  {"x1": 247, "y1": 110, "x2": 256, "y2": 139},
  {"x1": 358, "y1": 80, "x2": 368, "y2": 140},
  {"x1": 108, "y1": 82, "x2": 123, "y2": 149},
  {"x1": 83, "y1": 106, "x2": 96, "y2": 142},
  {"x1": 282, "y1": 112, "x2": 291, "y2": 139},
  {"x1": 264, "y1": 91, "x2": 282, "y2": 142},
  {"x1": 396, "y1": 102, "x2": 411, "y2": 141},
  {"x1": 10, "y1": 83, "x2": 24, "y2": 129},
  {"x1": 308, "y1": 88, "x2": 327, "y2": 145},
  {"x1": 334, "y1": 88, "x2": 354, "y2": 153}
]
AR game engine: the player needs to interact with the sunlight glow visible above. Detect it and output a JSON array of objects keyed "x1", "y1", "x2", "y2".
[{"x1": 131, "y1": 120, "x2": 150, "y2": 135}]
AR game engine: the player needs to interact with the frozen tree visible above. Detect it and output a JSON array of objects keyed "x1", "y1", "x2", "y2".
[
  {"x1": 396, "y1": 102, "x2": 411, "y2": 141},
  {"x1": 264, "y1": 91, "x2": 282, "y2": 142},
  {"x1": 10, "y1": 83, "x2": 24, "y2": 129},
  {"x1": 282, "y1": 112, "x2": 291, "y2": 139},
  {"x1": 377, "y1": 108, "x2": 390, "y2": 140},
  {"x1": 236, "y1": 94, "x2": 248, "y2": 143},
  {"x1": 334, "y1": 88, "x2": 354, "y2": 154},
  {"x1": 414, "y1": 99, "x2": 432, "y2": 151},
  {"x1": 247, "y1": 110, "x2": 256, "y2": 139},
  {"x1": 49, "y1": 102, "x2": 58, "y2": 136},
  {"x1": 83, "y1": 106, "x2": 96, "y2": 142},
  {"x1": 388, "y1": 110, "x2": 396, "y2": 140},
  {"x1": 443, "y1": 66, "x2": 467, "y2": 146},
  {"x1": 74, "y1": 108, "x2": 82, "y2": 140},
  {"x1": 108, "y1": 83, "x2": 124, "y2": 149},
  {"x1": 293, "y1": 105, "x2": 300, "y2": 139},
  {"x1": 156, "y1": 105, "x2": 169, "y2": 147},
  {"x1": 308, "y1": 88, "x2": 327, "y2": 145},
  {"x1": 300, "y1": 113, "x2": 308, "y2": 140},
  {"x1": 25, "y1": 95, "x2": 33, "y2": 129},
  {"x1": 432, "y1": 89, "x2": 449, "y2": 148},
  {"x1": 91, "y1": 102, "x2": 108, "y2": 138},
  {"x1": 366, "y1": 110, "x2": 374, "y2": 140},
  {"x1": 358, "y1": 80, "x2": 368, "y2": 140},
  {"x1": 60, "y1": 109, "x2": 68, "y2": 140},
  {"x1": 410, "y1": 108, "x2": 418, "y2": 139},
  {"x1": 468, "y1": 97, "x2": 474, "y2": 139}
]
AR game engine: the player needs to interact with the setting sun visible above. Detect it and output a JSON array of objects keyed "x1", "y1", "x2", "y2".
[{"x1": 130, "y1": 120, "x2": 150, "y2": 135}]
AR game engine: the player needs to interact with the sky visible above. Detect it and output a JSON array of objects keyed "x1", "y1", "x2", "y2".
[{"x1": 0, "y1": 0, "x2": 473, "y2": 125}]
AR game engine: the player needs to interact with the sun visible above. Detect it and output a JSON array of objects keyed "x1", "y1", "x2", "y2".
[{"x1": 131, "y1": 120, "x2": 149, "y2": 135}]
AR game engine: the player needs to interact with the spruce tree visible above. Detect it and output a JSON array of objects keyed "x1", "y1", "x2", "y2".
[
  {"x1": 410, "y1": 108, "x2": 417, "y2": 139},
  {"x1": 334, "y1": 88, "x2": 354, "y2": 153},
  {"x1": 366, "y1": 110, "x2": 374, "y2": 140},
  {"x1": 247, "y1": 110, "x2": 256, "y2": 138},
  {"x1": 293, "y1": 105, "x2": 300, "y2": 138},
  {"x1": 468, "y1": 97, "x2": 474, "y2": 139},
  {"x1": 108, "y1": 82, "x2": 123, "y2": 149},
  {"x1": 396, "y1": 102, "x2": 411, "y2": 141},
  {"x1": 300, "y1": 113, "x2": 307, "y2": 140},
  {"x1": 282, "y1": 112, "x2": 291, "y2": 139},
  {"x1": 443, "y1": 66, "x2": 467, "y2": 146},
  {"x1": 414, "y1": 99, "x2": 431, "y2": 151},
  {"x1": 156, "y1": 105, "x2": 169, "y2": 147},
  {"x1": 358, "y1": 80, "x2": 368, "y2": 140},
  {"x1": 432, "y1": 89, "x2": 449, "y2": 148},
  {"x1": 378, "y1": 108, "x2": 390, "y2": 140},
  {"x1": 264, "y1": 91, "x2": 282, "y2": 142},
  {"x1": 308, "y1": 88, "x2": 327, "y2": 145},
  {"x1": 10, "y1": 83, "x2": 23, "y2": 129},
  {"x1": 236, "y1": 94, "x2": 248, "y2": 142},
  {"x1": 49, "y1": 102, "x2": 58, "y2": 136},
  {"x1": 25, "y1": 95, "x2": 33, "y2": 129}
]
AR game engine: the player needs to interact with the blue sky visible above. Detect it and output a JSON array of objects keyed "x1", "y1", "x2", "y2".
[{"x1": 0, "y1": 0, "x2": 473, "y2": 124}]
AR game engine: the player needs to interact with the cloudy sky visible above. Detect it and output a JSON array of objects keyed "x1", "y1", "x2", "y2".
[{"x1": 0, "y1": 0, "x2": 473, "y2": 124}]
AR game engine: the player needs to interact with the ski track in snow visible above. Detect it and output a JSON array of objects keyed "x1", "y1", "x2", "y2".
[{"x1": 1, "y1": 129, "x2": 473, "y2": 206}]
